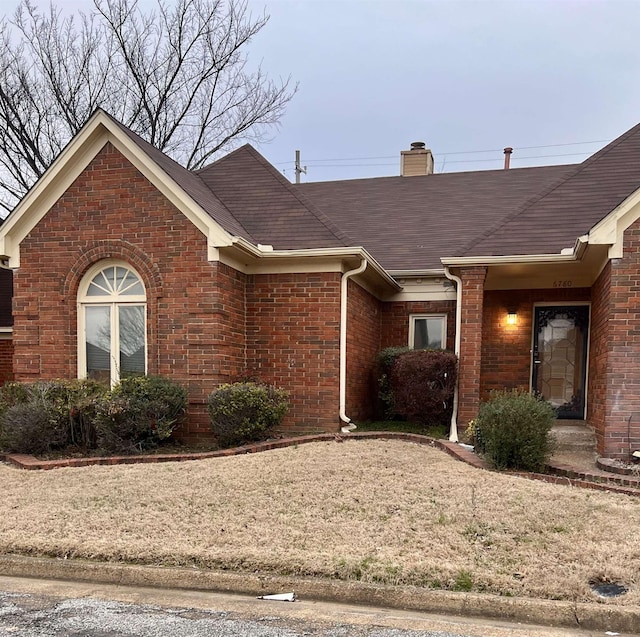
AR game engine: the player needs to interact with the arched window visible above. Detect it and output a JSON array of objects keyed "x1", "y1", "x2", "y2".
[{"x1": 78, "y1": 261, "x2": 147, "y2": 386}]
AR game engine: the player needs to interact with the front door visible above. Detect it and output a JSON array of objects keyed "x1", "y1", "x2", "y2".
[{"x1": 532, "y1": 305, "x2": 589, "y2": 419}]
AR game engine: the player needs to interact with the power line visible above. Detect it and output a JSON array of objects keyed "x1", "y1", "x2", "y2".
[
  {"x1": 304, "y1": 151, "x2": 592, "y2": 169},
  {"x1": 273, "y1": 138, "x2": 609, "y2": 167}
]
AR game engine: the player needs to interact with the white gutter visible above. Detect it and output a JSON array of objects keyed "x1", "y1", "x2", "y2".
[
  {"x1": 444, "y1": 266, "x2": 462, "y2": 442},
  {"x1": 441, "y1": 252, "x2": 579, "y2": 267},
  {"x1": 339, "y1": 258, "x2": 368, "y2": 432},
  {"x1": 230, "y1": 237, "x2": 400, "y2": 292}
]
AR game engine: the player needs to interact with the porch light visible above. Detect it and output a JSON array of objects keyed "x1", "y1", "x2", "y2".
[{"x1": 507, "y1": 308, "x2": 518, "y2": 325}]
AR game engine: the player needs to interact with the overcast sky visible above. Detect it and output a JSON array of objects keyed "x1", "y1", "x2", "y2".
[
  {"x1": 243, "y1": 0, "x2": 640, "y2": 182},
  {"x1": 14, "y1": 0, "x2": 640, "y2": 182}
]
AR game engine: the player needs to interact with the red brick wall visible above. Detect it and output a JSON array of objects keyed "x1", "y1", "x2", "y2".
[
  {"x1": 380, "y1": 300, "x2": 456, "y2": 350},
  {"x1": 589, "y1": 263, "x2": 611, "y2": 456},
  {"x1": 0, "y1": 339, "x2": 13, "y2": 384},
  {"x1": 480, "y1": 287, "x2": 591, "y2": 400},
  {"x1": 458, "y1": 267, "x2": 487, "y2": 424},
  {"x1": 12, "y1": 142, "x2": 247, "y2": 438},
  {"x1": 246, "y1": 272, "x2": 341, "y2": 433},
  {"x1": 598, "y1": 218, "x2": 640, "y2": 458},
  {"x1": 346, "y1": 280, "x2": 381, "y2": 422}
]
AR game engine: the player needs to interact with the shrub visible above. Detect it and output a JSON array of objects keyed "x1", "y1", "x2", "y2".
[
  {"x1": 390, "y1": 350, "x2": 457, "y2": 427},
  {"x1": 0, "y1": 379, "x2": 108, "y2": 454},
  {"x1": 95, "y1": 376, "x2": 187, "y2": 454},
  {"x1": 0, "y1": 401, "x2": 68, "y2": 454},
  {"x1": 475, "y1": 389, "x2": 555, "y2": 471},
  {"x1": 375, "y1": 346, "x2": 411, "y2": 419},
  {"x1": 0, "y1": 381, "x2": 31, "y2": 416},
  {"x1": 208, "y1": 382, "x2": 289, "y2": 448}
]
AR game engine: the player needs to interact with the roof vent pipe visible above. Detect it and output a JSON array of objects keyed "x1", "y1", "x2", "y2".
[{"x1": 503, "y1": 147, "x2": 513, "y2": 170}]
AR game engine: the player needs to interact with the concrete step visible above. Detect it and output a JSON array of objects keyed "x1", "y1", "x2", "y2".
[{"x1": 551, "y1": 422, "x2": 596, "y2": 452}]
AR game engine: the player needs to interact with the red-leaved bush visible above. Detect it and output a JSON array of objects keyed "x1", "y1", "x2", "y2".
[{"x1": 390, "y1": 350, "x2": 457, "y2": 426}]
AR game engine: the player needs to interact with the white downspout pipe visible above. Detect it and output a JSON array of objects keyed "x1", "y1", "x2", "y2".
[
  {"x1": 339, "y1": 258, "x2": 368, "y2": 432},
  {"x1": 444, "y1": 266, "x2": 462, "y2": 442}
]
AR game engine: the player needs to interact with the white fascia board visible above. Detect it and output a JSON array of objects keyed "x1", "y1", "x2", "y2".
[
  {"x1": 588, "y1": 186, "x2": 640, "y2": 258},
  {"x1": 440, "y1": 253, "x2": 579, "y2": 267},
  {"x1": 230, "y1": 237, "x2": 402, "y2": 290},
  {"x1": 0, "y1": 110, "x2": 232, "y2": 267}
]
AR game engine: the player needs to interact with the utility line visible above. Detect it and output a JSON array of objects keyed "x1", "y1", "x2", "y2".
[
  {"x1": 303, "y1": 151, "x2": 593, "y2": 169},
  {"x1": 273, "y1": 139, "x2": 609, "y2": 167}
]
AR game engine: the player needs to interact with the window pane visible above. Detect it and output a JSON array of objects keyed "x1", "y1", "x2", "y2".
[
  {"x1": 86, "y1": 266, "x2": 143, "y2": 297},
  {"x1": 119, "y1": 271, "x2": 144, "y2": 295},
  {"x1": 414, "y1": 317, "x2": 444, "y2": 349},
  {"x1": 119, "y1": 305, "x2": 146, "y2": 377},
  {"x1": 86, "y1": 306, "x2": 111, "y2": 381}
]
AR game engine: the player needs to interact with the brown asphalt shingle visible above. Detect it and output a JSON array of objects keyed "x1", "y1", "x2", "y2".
[
  {"x1": 196, "y1": 145, "x2": 351, "y2": 250},
  {"x1": 298, "y1": 165, "x2": 574, "y2": 270},
  {"x1": 462, "y1": 123, "x2": 640, "y2": 257}
]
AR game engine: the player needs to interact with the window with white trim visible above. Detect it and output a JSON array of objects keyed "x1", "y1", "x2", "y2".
[
  {"x1": 78, "y1": 261, "x2": 147, "y2": 386},
  {"x1": 409, "y1": 314, "x2": 447, "y2": 350}
]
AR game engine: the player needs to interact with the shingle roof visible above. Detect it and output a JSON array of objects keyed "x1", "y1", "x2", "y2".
[
  {"x1": 298, "y1": 165, "x2": 574, "y2": 270},
  {"x1": 462, "y1": 122, "x2": 640, "y2": 257},
  {"x1": 101, "y1": 111, "x2": 640, "y2": 271},
  {"x1": 196, "y1": 145, "x2": 350, "y2": 249}
]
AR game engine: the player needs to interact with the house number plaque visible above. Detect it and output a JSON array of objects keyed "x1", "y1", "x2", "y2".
[{"x1": 553, "y1": 280, "x2": 573, "y2": 288}]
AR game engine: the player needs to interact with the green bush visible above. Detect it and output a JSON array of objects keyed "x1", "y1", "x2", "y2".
[
  {"x1": 375, "y1": 346, "x2": 411, "y2": 419},
  {"x1": 95, "y1": 376, "x2": 187, "y2": 454},
  {"x1": 390, "y1": 349, "x2": 457, "y2": 427},
  {"x1": 208, "y1": 382, "x2": 289, "y2": 448},
  {"x1": 475, "y1": 389, "x2": 555, "y2": 471}
]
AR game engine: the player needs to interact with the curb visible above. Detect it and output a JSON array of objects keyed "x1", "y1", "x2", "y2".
[{"x1": 0, "y1": 555, "x2": 637, "y2": 633}]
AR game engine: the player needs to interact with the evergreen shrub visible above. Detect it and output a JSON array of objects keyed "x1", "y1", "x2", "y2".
[
  {"x1": 390, "y1": 349, "x2": 457, "y2": 426},
  {"x1": 476, "y1": 389, "x2": 555, "y2": 471},
  {"x1": 208, "y1": 382, "x2": 289, "y2": 447},
  {"x1": 95, "y1": 376, "x2": 187, "y2": 454},
  {"x1": 375, "y1": 346, "x2": 411, "y2": 419}
]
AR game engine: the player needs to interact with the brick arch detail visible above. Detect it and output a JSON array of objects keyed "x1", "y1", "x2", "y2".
[
  {"x1": 62, "y1": 240, "x2": 163, "y2": 377},
  {"x1": 63, "y1": 240, "x2": 163, "y2": 300}
]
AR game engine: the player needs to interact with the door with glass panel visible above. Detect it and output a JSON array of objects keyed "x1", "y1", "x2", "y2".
[
  {"x1": 531, "y1": 305, "x2": 589, "y2": 419},
  {"x1": 80, "y1": 263, "x2": 147, "y2": 386}
]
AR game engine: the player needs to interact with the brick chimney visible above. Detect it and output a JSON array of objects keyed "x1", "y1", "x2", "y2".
[{"x1": 401, "y1": 141, "x2": 434, "y2": 177}]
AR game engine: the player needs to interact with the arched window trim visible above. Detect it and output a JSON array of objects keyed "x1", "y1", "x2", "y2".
[{"x1": 77, "y1": 259, "x2": 148, "y2": 387}]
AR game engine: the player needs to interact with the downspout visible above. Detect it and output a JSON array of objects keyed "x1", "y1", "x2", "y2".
[
  {"x1": 339, "y1": 258, "x2": 368, "y2": 432},
  {"x1": 444, "y1": 266, "x2": 462, "y2": 442}
]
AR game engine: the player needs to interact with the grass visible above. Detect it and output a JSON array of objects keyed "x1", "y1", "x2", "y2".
[
  {"x1": 354, "y1": 420, "x2": 448, "y2": 438},
  {"x1": 0, "y1": 439, "x2": 638, "y2": 604}
]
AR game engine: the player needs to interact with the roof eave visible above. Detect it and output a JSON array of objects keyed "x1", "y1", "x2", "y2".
[
  {"x1": 229, "y1": 237, "x2": 402, "y2": 291},
  {"x1": 0, "y1": 109, "x2": 233, "y2": 267}
]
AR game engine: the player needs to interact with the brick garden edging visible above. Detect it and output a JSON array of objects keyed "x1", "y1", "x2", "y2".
[{"x1": 4, "y1": 431, "x2": 640, "y2": 496}]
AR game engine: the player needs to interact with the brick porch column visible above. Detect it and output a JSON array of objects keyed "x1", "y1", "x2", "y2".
[{"x1": 457, "y1": 266, "x2": 487, "y2": 425}]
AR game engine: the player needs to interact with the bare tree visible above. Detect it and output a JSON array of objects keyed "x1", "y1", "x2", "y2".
[{"x1": 0, "y1": 0, "x2": 295, "y2": 214}]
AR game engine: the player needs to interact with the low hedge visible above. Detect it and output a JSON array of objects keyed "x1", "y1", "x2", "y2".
[{"x1": 208, "y1": 382, "x2": 289, "y2": 448}]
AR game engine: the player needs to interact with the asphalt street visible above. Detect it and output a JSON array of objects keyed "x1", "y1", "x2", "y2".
[{"x1": 0, "y1": 576, "x2": 620, "y2": 637}]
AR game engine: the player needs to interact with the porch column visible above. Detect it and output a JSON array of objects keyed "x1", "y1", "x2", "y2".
[{"x1": 457, "y1": 266, "x2": 487, "y2": 425}]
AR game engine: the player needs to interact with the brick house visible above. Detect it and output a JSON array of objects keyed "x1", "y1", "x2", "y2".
[{"x1": 2, "y1": 109, "x2": 640, "y2": 459}]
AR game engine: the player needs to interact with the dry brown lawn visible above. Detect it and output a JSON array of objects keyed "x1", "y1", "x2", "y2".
[{"x1": 1, "y1": 439, "x2": 639, "y2": 603}]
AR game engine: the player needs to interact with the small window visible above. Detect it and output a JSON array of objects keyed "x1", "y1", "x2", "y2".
[{"x1": 409, "y1": 314, "x2": 447, "y2": 350}]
